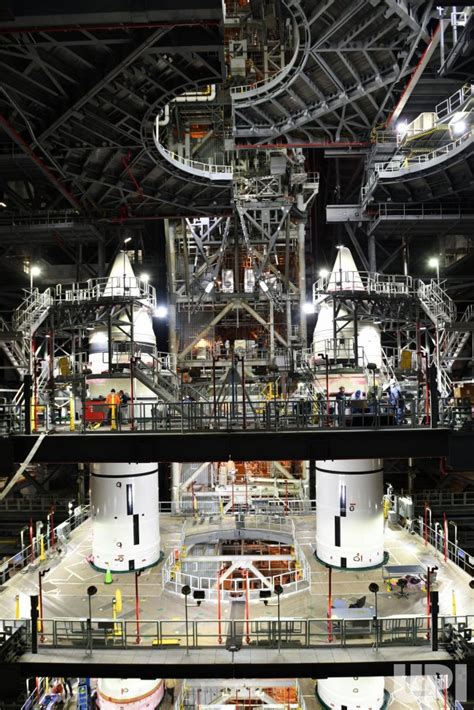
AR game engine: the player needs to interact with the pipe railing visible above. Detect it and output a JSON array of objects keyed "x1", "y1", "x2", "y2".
[
  {"x1": 153, "y1": 118, "x2": 233, "y2": 180},
  {"x1": 375, "y1": 129, "x2": 474, "y2": 174},
  {"x1": 9, "y1": 614, "x2": 472, "y2": 651},
  {"x1": 436, "y1": 82, "x2": 473, "y2": 121},
  {"x1": 0, "y1": 505, "x2": 90, "y2": 585},
  {"x1": 0, "y1": 395, "x2": 469, "y2": 434}
]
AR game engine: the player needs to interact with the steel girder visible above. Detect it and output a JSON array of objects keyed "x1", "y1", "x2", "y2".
[{"x1": 232, "y1": 0, "x2": 435, "y2": 141}]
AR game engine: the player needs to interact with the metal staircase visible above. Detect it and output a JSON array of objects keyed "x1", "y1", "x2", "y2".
[
  {"x1": 0, "y1": 317, "x2": 28, "y2": 375},
  {"x1": 417, "y1": 279, "x2": 457, "y2": 326},
  {"x1": 441, "y1": 304, "x2": 474, "y2": 372},
  {"x1": 13, "y1": 288, "x2": 53, "y2": 335},
  {"x1": 133, "y1": 361, "x2": 180, "y2": 404}
]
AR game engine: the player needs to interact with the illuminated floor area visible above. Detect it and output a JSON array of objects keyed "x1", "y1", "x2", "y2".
[{"x1": 1, "y1": 513, "x2": 472, "y2": 622}]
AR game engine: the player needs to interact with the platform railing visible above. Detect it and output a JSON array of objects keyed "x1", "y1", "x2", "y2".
[
  {"x1": 415, "y1": 519, "x2": 474, "y2": 577},
  {"x1": 0, "y1": 505, "x2": 90, "y2": 585},
  {"x1": 374, "y1": 128, "x2": 474, "y2": 174},
  {"x1": 153, "y1": 118, "x2": 233, "y2": 181},
  {"x1": 13, "y1": 614, "x2": 473, "y2": 651},
  {"x1": 1, "y1": 394, "x2": 469, "y2": 434},
  {"x1": 436, "y1": 82, "x2": 473, "y2": 121}
]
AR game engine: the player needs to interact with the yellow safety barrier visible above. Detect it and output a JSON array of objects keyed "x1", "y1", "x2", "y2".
[
  {"x1": 69, "y1": 394, "x2": 75, "y2": 431},
  {"x1": 39, "y1": 533, "x2": 45, "y2": 562},
  {"x1": 112, "y1": 597, "x2": 121, "y2": 636},
  {"x1": 15, "y1": 595, "x2": 20, "y2": 620},
  {"x1": 115, "y1": 588, "x2": 122, "y2": 613},
  {"x1": 152, "y1": 638, "x2": 180, "y2": 646},
  {"x1": 30, "y1": 402, "x2": 36, "y2": 433},
  {"x1": 452, "y1": 589, "x2": 457, "y2": 616},
  {"x1": 110, "y1": 404, "x2": 117, "y2": 431}
]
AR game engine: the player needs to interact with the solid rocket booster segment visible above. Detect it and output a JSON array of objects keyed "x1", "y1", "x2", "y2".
[
  {"x1": 317, "y1": 677, "x2": 386, "y2": 710},
  {"x1": 314, "y1": 247, "x2": 384, "y2": 570},
  {"x1": 91, "y1": 462, "x2": 160, "y2": 572},
  {"x1": 97, "y1": 679, "x2": 164, "y2": 709},
  {"x1": 315, "y1": 459, "x2": 384, "y2": 568}
]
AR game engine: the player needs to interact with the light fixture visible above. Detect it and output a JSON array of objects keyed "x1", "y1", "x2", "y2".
[
  {"x1": 91, "y1": 330, "x2": 107, "y2": 343},
  {"x1": 123, "y1": 237, "x2": 132, "y2": 244},
  {"x1": 319, "y1": 268, "x2": 329, "y2": 278},
  {"x1": 204, "y1": 281, "x2": 215, "y2": 293},
  {"x1": 0, "y1": 201, "x2": 6, "y2": 208},
  {"x1": 452, "y1": 120, "x2": 466, "y2": 135},
  {"x1": 302, "y1": 302, "x2": 315, "y2": 314},
  {"x1": 140, "y1": 273, "x2": 150, "y2": 282},
  {"x1": 155, "y1": 305, "x2": 168, "y2": 319},
  {"x1": 30, "y1": 265, "x2": 41, "y2": 277},
  {"x1": 396, "y1": 120, "x2": 408, "y2": 136},
  {"x1": 428, "y1": 257, "x2": 439, "y2": 268},
  {"x1": 259, "y1": 281, "x2": 269, "y2": 292}
]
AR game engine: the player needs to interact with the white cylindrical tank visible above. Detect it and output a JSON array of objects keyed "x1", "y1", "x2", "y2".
[
  {"x1": 91, "y1": 462, "x2": 160, "y2": 572},
  {"x1": 317, "y1": 677, "x2": 385, "y2": 709},
  {"x1": 316, "y1": 459, "x2": 384, "y2": 569},
  {"x1": 98, "y1": 679, "x2": 164, "y2": 710}
]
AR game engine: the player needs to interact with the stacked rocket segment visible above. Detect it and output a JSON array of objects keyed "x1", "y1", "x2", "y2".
[
  {"x1": 314, "y1": 248, "x2": 384, "y2": 569},
  {"x1": 317, "y1": 677, "x2": 385, "y2": 710},
  {"x1": 97, "y1": 679, "x2": 164, "y2": 709},
  {"x1": 91, "y1": 462, "x2": 160, "y2": 572},
  {"x1": 89, "y1": 252, "x2": 160, "y2": 572}
]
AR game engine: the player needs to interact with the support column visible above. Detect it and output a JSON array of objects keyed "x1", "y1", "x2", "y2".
[
  {"x1": 98, "y1": 240, "x2": 105, "y2": 278},
  {"x1": 166, "y1": 220, "x2": 178, "y2": 370},
  {"x1": 368, "y1": 233, "x2": 376, "y2": 272},
  {"x1": 298, "y1": 221, "x2": 307, "y2": 344},
  {"x1": 172, "y1": 462, "x2": 181, "y2": 510}
]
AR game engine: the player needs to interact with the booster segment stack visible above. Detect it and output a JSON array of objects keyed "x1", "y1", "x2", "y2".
[
  {"x1": 91, "y1": 462, "x2": 160, "y2": 572},
  {"x1": 97, "y1": 679, "x2": 164, "y2": 709},
  {"x1": 313, "y1": 247, "x2": 384, "y2": 569},
  {"x1": 317, "y1": 677, "x2": 386, "y2": 710},
  {"x1": 88, "y1": 252, "x2": 160, "y2": 572}
]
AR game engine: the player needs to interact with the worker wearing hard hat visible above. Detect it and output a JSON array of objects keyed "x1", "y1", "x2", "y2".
[{"x1": 106, "y1": 388, "x2": 121, "y2": 425}]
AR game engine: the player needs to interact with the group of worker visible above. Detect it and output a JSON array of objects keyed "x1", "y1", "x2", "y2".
[
  {"x1": 333, "y1": 379, "x2": 405, "y2": 425},
  {"x1": 105, "y1": 388, "x2": 130, "y2": 424}
]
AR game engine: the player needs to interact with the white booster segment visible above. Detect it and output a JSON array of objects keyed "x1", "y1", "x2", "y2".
[
  {"x1": 314, "y1": 247, "x2": 384, "y2": 569},
  {"x1": 91, "y1": 462, "x2": 160, "y2": 572},
  {"x1": 97, "y1": 679, "x2": 164, "y2": 710},
  {"x1": 315, "y1": 459, "x2": 384, "y2": 568},
  {"x1": 317, "y1": 677, "x2": 385, "y2": 710}
]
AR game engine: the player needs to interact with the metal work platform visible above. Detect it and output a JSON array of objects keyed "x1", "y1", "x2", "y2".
[{"x1": 0, "y1": 510, "x2": 472, "y2": 680}]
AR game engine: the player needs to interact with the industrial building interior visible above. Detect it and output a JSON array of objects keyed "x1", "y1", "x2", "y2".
[{"x1": 0, "y1": 0, "x2": 474, "y2": 708}]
